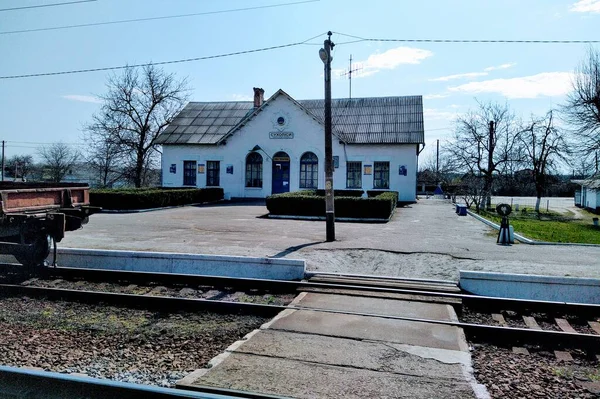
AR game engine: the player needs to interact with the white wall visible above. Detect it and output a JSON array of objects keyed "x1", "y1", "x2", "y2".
[
  {"x1": 161, "y1": 94, "x2": 419, "y2": 202},
  {"x1": 586, "y1": 187, "x2": 598, "y2": 209}
]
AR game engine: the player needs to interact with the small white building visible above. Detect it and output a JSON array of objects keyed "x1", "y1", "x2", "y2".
[
  {"x1": 156, "y1": 88, "x2": 425, "y2": 203},
  {"x1": 574, "y1": 175, "x2": 600, "y2": 211}
]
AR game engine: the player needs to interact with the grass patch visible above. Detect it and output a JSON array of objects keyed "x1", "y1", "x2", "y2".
[{"x1": 477, "y1": 209, "x2": 600, "y2": 244}]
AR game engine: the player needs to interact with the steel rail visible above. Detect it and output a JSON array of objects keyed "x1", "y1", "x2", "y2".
[
  {"x1": 0, "y1": 365, "x2": 291, "y2": 399},
  {"x1": 1, "y1": 284, "x2": 599, "y2": 351},
  {"x1": 30, "y1": 266, "x2": 600, "y2": 317}
]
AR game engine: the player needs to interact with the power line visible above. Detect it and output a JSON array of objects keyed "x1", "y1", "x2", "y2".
[
  {"x1": 0, "y1": 33, "x2": 325, "y2": 79},
  {"x1": 0, "y1": 0, "x2": 96, "y2": 12},
  {"x1": 5, "y1": 30, "x2": 596, "y2": 80},
  {"x1": 333, "y1": 31, "x2": 600, "y2": 44},
  {"x1": 6, "y1": 141, "x2": 85, "y2": 145},
  {"x1": 0, "y1": 0, "x2": 319, "y2": 35}
]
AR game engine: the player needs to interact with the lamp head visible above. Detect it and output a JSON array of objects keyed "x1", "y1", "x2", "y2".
[{"x1": 319, "y1": 48, "x2": 327, "y2": 63}]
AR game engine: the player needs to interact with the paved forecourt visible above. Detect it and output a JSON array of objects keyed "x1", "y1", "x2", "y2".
[
  {"x1": 178, "y1": 292, "x2": 488, "y2": 398},
  {"x1": 60, "y1": 199, "x2": 600, "y2": 281}
]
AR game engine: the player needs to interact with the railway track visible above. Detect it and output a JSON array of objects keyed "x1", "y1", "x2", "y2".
[{"x1": 0, "y1": 268, "x2": 599, "y2": 352}]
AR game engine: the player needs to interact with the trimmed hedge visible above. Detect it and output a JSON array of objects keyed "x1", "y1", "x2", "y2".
[
  {"x1": 266, "y1": 190, "x2": 398, "y2": 219},
  {"x1": 315, "y1": 189, "x2": 364, "y2": 197},
  {"x1": 90, "y1": 187, "x2": 223, "y2": 210}
]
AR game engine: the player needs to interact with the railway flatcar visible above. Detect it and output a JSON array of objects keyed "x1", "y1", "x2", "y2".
[{"x1": 0, "y1": 182, "x2": 100, "y2": 267}]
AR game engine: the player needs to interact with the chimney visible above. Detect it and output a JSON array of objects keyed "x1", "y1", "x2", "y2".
[{"x1": 253, "y1": 87, "x2": 265, "y2": 108}]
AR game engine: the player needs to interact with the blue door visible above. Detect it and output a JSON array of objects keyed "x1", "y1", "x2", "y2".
[{"x1": 272, "y1": 152, "x2": 290, "y2": 194}]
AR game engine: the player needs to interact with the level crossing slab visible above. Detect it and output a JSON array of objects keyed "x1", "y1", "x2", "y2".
[
  {"x1": 180, "y1": 292, "x2": 486, "y2": 398},
  {"x1": 188, "y1": 352, "x2": 477, "y2": 399},
  {"x1": 293, "y1": 292, "x2": 457, "y2": 321}
]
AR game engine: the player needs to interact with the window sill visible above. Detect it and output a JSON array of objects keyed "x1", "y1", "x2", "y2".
[{"x1": 245, "y1": 187, "x2": 263, "y2": 190}]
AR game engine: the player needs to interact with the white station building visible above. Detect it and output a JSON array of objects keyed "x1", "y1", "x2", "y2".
[{"x1": 156, "y1": 88, "x2": 425, "y2": 203}]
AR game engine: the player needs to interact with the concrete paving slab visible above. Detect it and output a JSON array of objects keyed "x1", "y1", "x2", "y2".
[
  {"x1": 233, "y1": 329, "x2": 469, "y2": 380},
  {"x1": 294, "y1": 292, "x2": 456, "y2": 321},
  {"x1": 189, "y1": 352, "x2": 477, "y2": 399},
  {"x1": 268, "y1": 309, "x2": 466, "y2": 351}
]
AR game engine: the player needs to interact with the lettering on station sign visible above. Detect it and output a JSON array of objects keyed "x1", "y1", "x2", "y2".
[{"x1": 269, "y1": 131, "x2": 294, "y2": 139}]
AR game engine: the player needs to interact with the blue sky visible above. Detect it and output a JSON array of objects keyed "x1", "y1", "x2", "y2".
[{"x1": 0, "y1": 0, "x2": 598, "y2": 162}]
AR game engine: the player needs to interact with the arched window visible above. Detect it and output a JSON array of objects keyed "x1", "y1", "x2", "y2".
[
  {"x1": 300, "y1": 152, "x2": 318, "y2": 189},
  {"x1": 245, "y1": 152, "x2": 263, "y2": 188}
]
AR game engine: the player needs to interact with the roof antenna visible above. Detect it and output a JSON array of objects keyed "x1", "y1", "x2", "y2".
[{"x1": 340, "y1": 54, "x2": 362, "y2": 99}]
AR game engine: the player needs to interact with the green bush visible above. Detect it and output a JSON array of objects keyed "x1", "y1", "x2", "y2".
[
  {"x1": 90, "y1": 187, "x2": 223, "y2": 210},
  {"x1": 266, "y1": 190, "x2": 398, "y2": 219}
]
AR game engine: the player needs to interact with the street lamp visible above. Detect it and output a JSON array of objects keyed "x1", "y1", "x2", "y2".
[{"x1": 320, "y1": 31, "x2": 335, "y2": 242}]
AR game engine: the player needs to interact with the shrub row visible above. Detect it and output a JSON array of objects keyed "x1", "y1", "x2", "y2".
[
  {"x1": 90, "y1": 187, "x2": 223, "y2": 210},
  {"x1": 266, "y1": 190, "x2": 399, "y2": 219}
]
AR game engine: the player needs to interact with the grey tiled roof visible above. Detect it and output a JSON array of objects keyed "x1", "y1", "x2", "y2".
[{"x1": 155, "y1": 91, "x2": 424, "y2": 145}]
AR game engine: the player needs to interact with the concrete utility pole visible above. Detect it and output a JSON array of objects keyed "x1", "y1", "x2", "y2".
[
  {"x1": 1, "y1": 140, "x2": 4, "y2": 182},
  {"x1": 320, "y1": 31, "x2": 335, "y2": 242},
  {"x1": 436, "y1": 139, "x2": 439, "y2": 178},
  {"x1": 487, "y1": 121, "x2": 495, "y2": 208}
]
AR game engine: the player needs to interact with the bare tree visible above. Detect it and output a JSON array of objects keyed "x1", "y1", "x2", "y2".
[
  {"x1": 38, "y1": 142, "x2": 79, "y2": 183},
  {"x1": 84, "y1": 128, "x2": 126, "y2": 188},
  {"x1": 418, "y1": 150, "x2": 456, "y2": 187},
  {"x1": 85, "y1": 64, "x2": 189, "y2": 187},
  {"x1": 446, "y1": 101, "x2": 522, "y2": 209},
  {"x1": 519, "y1": 111, "x2": 571, "y2": 212},
  {"x1": 563, "y1": 47, "x2": 600, "y2": 156},
  {"x1": 5, "y1": 154, "x2": 34, "y2": 180},
  {"x1": 456, "y1": 173, "x2": 487, "y2": 211}
]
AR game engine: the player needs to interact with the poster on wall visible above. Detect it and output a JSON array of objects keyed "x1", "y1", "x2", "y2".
[
  {"x1": 226, "y1": 165, "x2": 234, "y2": 174},
  {"x1": 364, "y1": 164, "x2": 372, "y2": 175},
  {"x1": 198, "y1": 164, "x2": 205, "y2": 174},
  {"x1": 333, "y1": 156, "x2": 339, "y2": 168},
  {"x1": 399, "y1": 165, "x2": 407, "y2": 176},
  {"x1": 169, "y1": 164, "x2": 176, "y2": 174}
]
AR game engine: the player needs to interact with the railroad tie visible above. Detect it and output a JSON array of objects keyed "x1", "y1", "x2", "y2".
[
  {"x1": 492, "y1": 313, "x2": 507, "y2": 326},
  {"x1": 555, "y1": 318, "x2": 577, "y2": 333},
  {"x1": 554, "y1": 350, "x2": 574, "y2": 362},
  {"x1": 512, "y1": 347, "x2": 529, "y2": 355},
  {"x1": 522, "y1": 316, "x2": 542, "y2": 330},
  {"x1": 588, "y1": 321, "x2": 600, "y2": 335}
]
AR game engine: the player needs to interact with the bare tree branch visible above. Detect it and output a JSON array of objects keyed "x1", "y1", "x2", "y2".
[
  {"x1": 85, "y1": 64, "x2": 190, "y2": 187},
  {"x1": 37, "y1": 142, "x2": 79, "y2": 183},
  {"x1": 519, "y1": 111, "x2": 571, "y2": 212},
  {"x1": 562, "y1": 47, "x2": 600, "y2": 156},
  {"x1": 445, "y1": 101, "x2": 522, "y2": 208}
]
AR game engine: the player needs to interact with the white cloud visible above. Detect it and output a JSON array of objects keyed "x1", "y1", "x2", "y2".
[
  {"x1": 424, "y1": 108, "x2": 458, "y2": 121},
  {"x1": 484, "y1": 63, "x2": 516, "y2": 72},
  {"x1": 429, "y1": 72, "x2": 488, "y2": 82},
  {"x1": 334, "y1": 46, "x2": 433, "y2": 79},
  {"x1": 570, "y1": 0, "x2": 600, "y2": 13},
  {"x1": 231, "y1": 94, "x2": 253, "y2": 101},
  {"x1": 423, "y1": 93, "x2": 450, "y2": 100},
  {"x1": 62, "y1": 94, "x2": 102, "y2": 104},
  {"x1": 448, "y1": 72, "x2": 574, "y2": 99}
]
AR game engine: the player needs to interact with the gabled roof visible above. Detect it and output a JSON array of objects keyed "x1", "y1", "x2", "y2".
[
  {"x1": 155, "y1": 89, "x2": 425, "y2": 146},
  {"x1": 572, "y1": 173, "x2": 600, "y2": 189}
]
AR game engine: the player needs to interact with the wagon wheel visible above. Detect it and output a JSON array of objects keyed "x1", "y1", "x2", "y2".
[{"x1": 14, "y1": 232, "x2": 52, "y2": 268}]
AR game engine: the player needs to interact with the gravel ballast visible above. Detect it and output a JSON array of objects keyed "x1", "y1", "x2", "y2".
[
  {"x1": 471, "y1": 343, "x2": 600, "y2": 398},
  {"x1": 0, "y1": 297, "x2": 269, "y2": 387}
]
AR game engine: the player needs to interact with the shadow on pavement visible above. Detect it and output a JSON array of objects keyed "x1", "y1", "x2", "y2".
[{"x1": 270, "y1": 241, "x2": 324, "y2": 258}]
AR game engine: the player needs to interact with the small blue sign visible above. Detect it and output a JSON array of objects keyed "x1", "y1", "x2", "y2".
[
  {"x1": 399, "y1": 165, "x2": 407, "y2": 176},
  {"x1": 169, "y1": 164, "x2": 176, "y2": 174}
]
